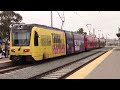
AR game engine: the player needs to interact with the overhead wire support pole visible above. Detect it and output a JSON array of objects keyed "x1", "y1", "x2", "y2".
[
  {"x1": 61, "y1": 11, "x2": 65, "y2": 30},
  {"x1": 51, "y1": 11, "x2": 53, "y2": 27},
  {"x1": 57, "y1": 11, "x2": 65, "y2": 30},
  {"x1": 98, "y1": 30, "x2": 101, "y2": 39},
  {"x1": 73, "y1": 11, "x2": 88, "y2": 24},
  {"x1": 86, "y1": 24, "x2": 91, "y2": 35}
]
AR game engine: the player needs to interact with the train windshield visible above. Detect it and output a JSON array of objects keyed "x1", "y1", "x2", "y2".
[{"x1": 12, "y1": 30, "x2": 31, "y2": 46}]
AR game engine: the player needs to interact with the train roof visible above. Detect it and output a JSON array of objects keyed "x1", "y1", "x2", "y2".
[
  {"x1": 11, "y1": 23, "x2": 88, "y2": 37},
  {"x1": 11, "y1": 23, "x2": 66, "y2": 32}
]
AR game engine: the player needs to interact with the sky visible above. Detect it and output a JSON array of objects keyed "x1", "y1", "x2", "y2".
[{"x1": 14, "y1": 11, "x2": 120, "y2": 39}]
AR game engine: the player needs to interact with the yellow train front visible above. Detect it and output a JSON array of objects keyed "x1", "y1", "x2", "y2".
[{"x1": 10, "y1": 24, "x2": 66, "y2": 63}]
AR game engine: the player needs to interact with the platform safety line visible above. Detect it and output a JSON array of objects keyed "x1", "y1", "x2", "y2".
[
  {"x1": 66, "y1": 48, "x2": 115, "y2": 79},
  {"x1": 0, "y1": 60, "x2": 11, "y2": 64}
]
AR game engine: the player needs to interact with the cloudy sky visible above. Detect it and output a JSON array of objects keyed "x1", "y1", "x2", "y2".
[{"x1": 15, "y1": 11, "x2": 120, "y2": 39}]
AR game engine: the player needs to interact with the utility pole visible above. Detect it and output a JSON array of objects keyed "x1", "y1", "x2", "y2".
[
  {"x1": 106, "y1": 34, "x2": 109, "y2": 46},
  {"x1": 51, "y1": 11, "x2": 53, "y2": 27},
  {"x1": 93, "y1": 28, "x2": 95, "y2": 35},
  {"x1": 57, "y1": 11, "x2": 65, "y2": 30},
  {"x1": 61, "y1": 11, "x2": 65, "y2": 30},
  {"x1": 86, "y1": 24, "x2": 91, "y2": 35},
  {"x1": 102, "y1": 34, "x2": 104, "y2": 38},
  {"x1": 106, "y1": 34, "x2": 107, "y2": 46},
  {"x1": 98, "y1": 30, "x2": 101, "y2": 39}
]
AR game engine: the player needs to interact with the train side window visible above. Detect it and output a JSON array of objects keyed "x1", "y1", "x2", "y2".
[{"x1": 34, "y1": 31, "x2": 38, "y2": 46}]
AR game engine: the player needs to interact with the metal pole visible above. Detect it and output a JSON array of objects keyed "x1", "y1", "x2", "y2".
[
  {"x1": 51, "y1": 11, "x2": 53, "y2": 27},
  {"x1": 93, "y1": 28, "x2": 95, "y2": 35},
  {"x1": 98, "y1": 30, "x2": 101, "y2": 39},
  {"x1": 86, "y1": 24, "x2": 91, "y2": 35},
  {"x1": 106, "y1": 34, "x2": 107, "y2": 46}
]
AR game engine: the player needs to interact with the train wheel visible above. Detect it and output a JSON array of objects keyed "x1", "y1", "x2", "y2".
[
  {"x1": 12, "y1": 59, "x2": 20, "y2": 65},
  {"x1": 12, "y1": 56, "x2": 26, "y2": 65}
]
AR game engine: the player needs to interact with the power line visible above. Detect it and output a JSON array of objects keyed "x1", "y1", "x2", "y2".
[
  {"x1": 72, "y1": 11, "x2": 89, "y2": 24},
  {"x1": 57, "y1": 11, "x2": 63, "y2": 21},
  {"x1": 97, "y1": 11, "x2": 113, "y2": 38},
  {"x1": 73, "y1": 11, "x2": 92, "y2": 28},
  {"x1": 56, "y1": 11, "x2": 65, "y2": 30},
  {"x1": 73, "y1": 11, "x2": 95, "y2": 35},
  {"x1": 97, "y1": 11, "x2": 107, "y2": 37}
]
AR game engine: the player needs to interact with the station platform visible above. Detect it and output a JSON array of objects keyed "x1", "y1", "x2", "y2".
[
  {"x1": 0, "y1": 55, "x2": 11, "y2": 63},
  {"x1": 66, "y1": 47, "x2": 120, "y2": 79}
]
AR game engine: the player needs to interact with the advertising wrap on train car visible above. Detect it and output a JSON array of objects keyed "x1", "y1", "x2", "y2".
[
  {"x1": 65, "y1": 31, "x2": 74, "y2": 54},
  {"x1": 51, "y1": 32, "x2": 66, "y2": 54},
  {"x1": 73, "y1": 33, "x2": 85, "y2": 52},
  {"x1": 10, "y1": 24, "x2": 106, "y2": 62}
]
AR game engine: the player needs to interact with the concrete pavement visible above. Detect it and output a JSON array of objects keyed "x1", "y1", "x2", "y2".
[{"x1": 85, "y1": 47, "x2": 120, "y2": 79}]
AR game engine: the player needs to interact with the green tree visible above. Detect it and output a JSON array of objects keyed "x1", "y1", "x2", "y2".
[
  {"x1": 0, "y1": 11, "x2": 23, "y2": 39},
  {"x1": 83, "y1": 32, "x2": 87, "y2": 35},
  {"x1": 76, "y1": 28, "x2": 87, "y2": 35},
  {"x1": 116, "y1": 33, "x2": 120, "y2": 38},
  {"x1": 76, "y1": 28, "x2": 84, "y2": 34}
]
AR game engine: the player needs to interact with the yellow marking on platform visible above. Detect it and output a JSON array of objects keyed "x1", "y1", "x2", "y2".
[
  {"x1": 0, "y1": 60, "x2": 11, "y2": 63},
  {"x1": 66, "y1": 48, "x2": 115, "y2": 79}
]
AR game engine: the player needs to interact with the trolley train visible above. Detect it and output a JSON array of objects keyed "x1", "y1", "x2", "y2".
[{"x1": 10, "y1": 24, "x2": 106, "y2": 63}]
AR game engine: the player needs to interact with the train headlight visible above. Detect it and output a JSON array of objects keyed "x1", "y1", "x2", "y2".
[
  {"x1": 23, "y1": 49, "x2": 30, "y2": 52},
  {"x1": 11, "y1": 49, "x2": 15, "y2": 52}
]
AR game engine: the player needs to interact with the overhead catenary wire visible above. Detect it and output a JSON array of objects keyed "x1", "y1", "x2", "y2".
[
  {"x1": 97, "y1": 11, "x2": 107, "y2": 38},
  {"x1": 56, "y1": 11, "x2": 65, "y2": 30},
  {"x1": 73, "y1": 11, "x2": 93, "y2": 35},
  {"x1": 97, "y1": 11, "x2": 113, "y2": 30},
  {"x1": 97, "y1": 11, "x2": 113, "y2": 39},
  {"x1": 72, "y1": 11, "x2": 91, "y2": 25}
]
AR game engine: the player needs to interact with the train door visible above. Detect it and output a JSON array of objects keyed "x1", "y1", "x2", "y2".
[{"x1": 32, "y1": 30, "x2": 40, "y2": 60}]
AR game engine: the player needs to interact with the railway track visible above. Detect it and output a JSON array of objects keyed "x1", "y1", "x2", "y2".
[
  {"x1": 0, "y1": 61, "x2": 40, "y2": 74},
  {"x1": 0, "y1": 65, "x2": 29, "y2": 74},
  {"x1": 0, "y1": 47, "x2": 112, "y2": 79},
  {"x1": 0, "y1": 60, "x2": 40, "y2": 74},
  {"x1": 29, "y1": 50, "x2": 108, "y2": 79}
]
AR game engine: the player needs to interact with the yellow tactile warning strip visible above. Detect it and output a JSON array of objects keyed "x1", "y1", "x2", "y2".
[
  {"x1": 66, "y1": 48, "x2": 115, "y2": 79},
  {"x1": 0, "y1": 60, "x2": 11, "y2": 64}
]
